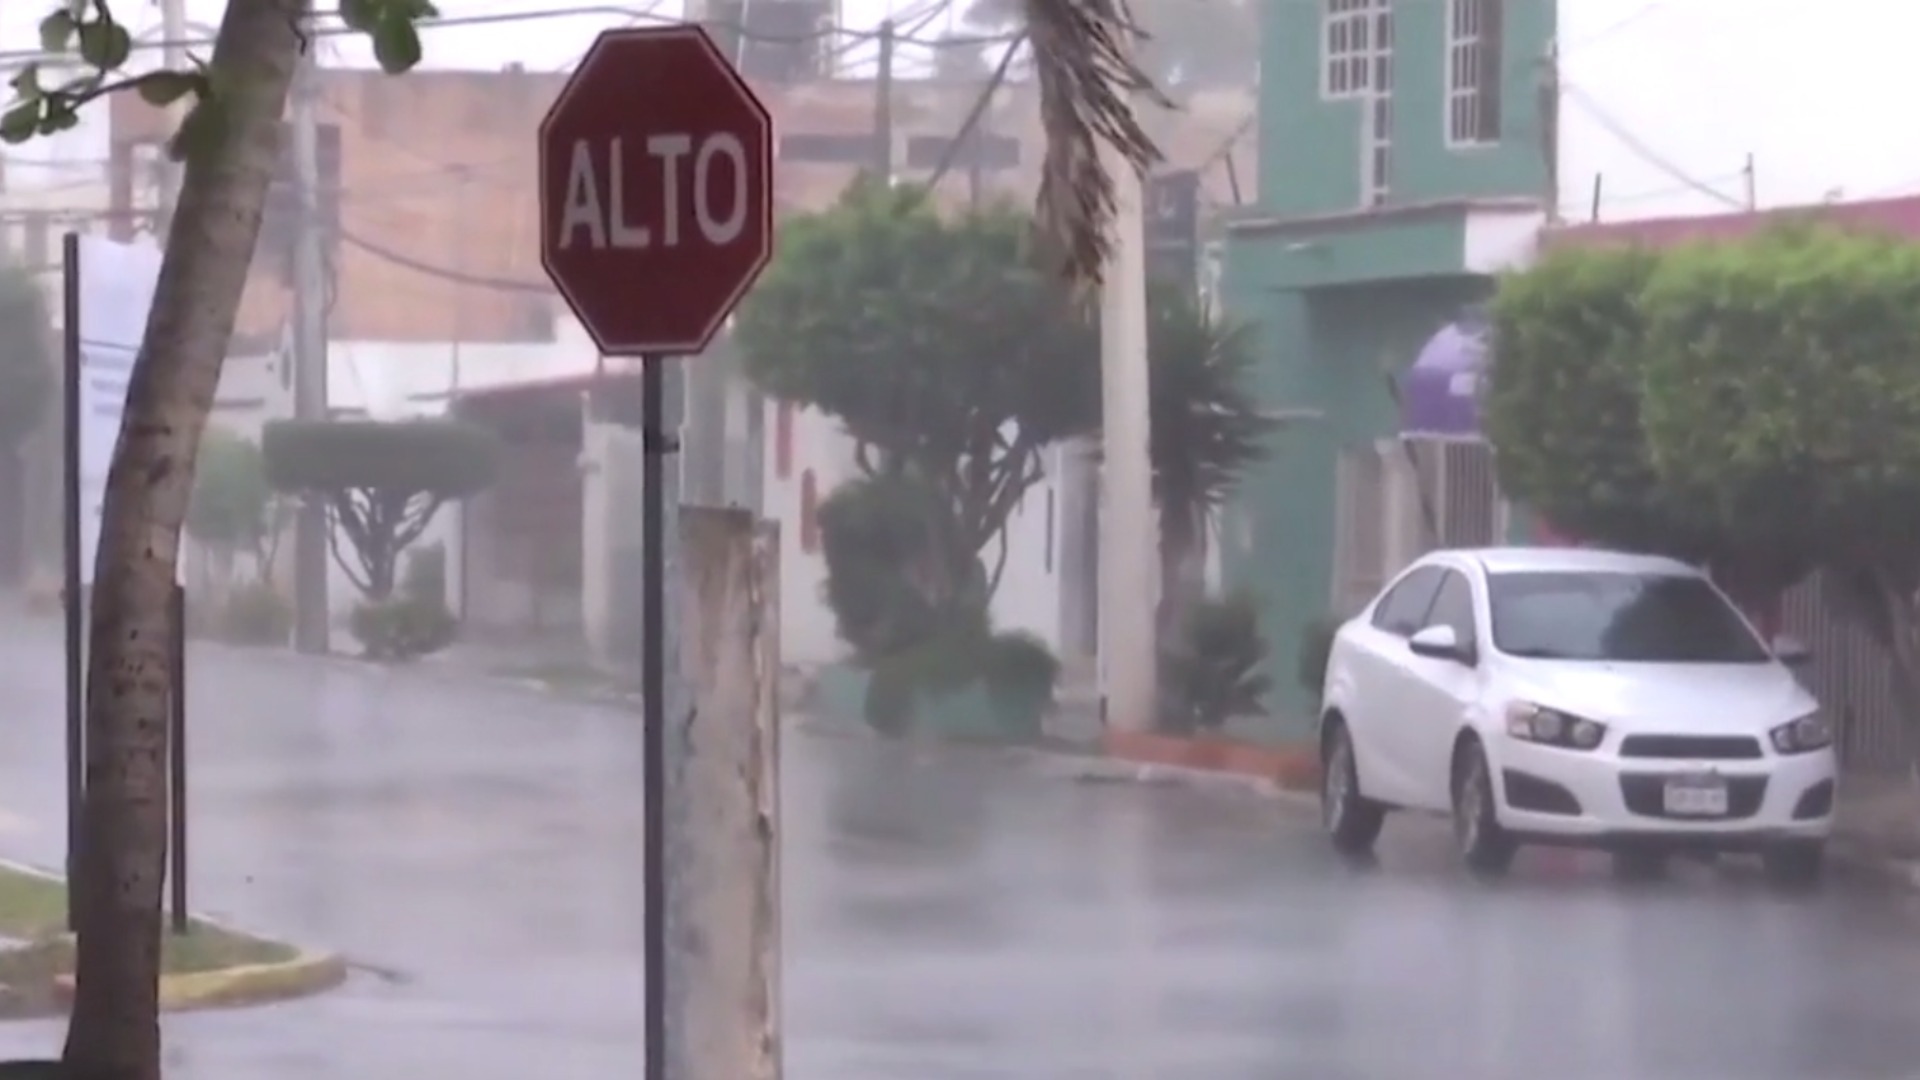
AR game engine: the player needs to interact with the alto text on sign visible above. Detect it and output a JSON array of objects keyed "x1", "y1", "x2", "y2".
[{"x1": 558, "y1": 134, "x2": 750, "y2": 250}]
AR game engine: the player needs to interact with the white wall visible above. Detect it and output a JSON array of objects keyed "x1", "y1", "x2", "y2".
[
  {"x1": 1556, "y1": 0, "x2": 1920, "y2": 223},
  {"x1": 762, "y1": 401, "x2": 1068, "y2": 668}
]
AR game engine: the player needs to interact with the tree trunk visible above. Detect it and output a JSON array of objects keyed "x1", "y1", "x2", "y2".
[{"x1": 61, "y1": 3, "x2": 304, "y2": 1076}]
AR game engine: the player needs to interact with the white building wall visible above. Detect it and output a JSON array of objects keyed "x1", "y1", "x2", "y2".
[{"x1": 1555, "y1": 0, "x2": 1920, "y2": 224}]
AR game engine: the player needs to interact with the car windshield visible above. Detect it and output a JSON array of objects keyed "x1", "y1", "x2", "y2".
[{"x1": 1486, "y1": 570, "x2": 1771, "y2": 663}]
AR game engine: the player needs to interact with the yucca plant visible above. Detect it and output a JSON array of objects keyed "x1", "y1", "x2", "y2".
[{"x1": 1161, "y1": 591, "x2": 1271, "y2": 733}]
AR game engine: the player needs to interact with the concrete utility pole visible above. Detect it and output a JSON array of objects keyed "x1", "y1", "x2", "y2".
[
  {"x1": 1097, "y1": 77, "x2": 1160, "y2": 732},
  {"x1": 872, "y1": 19, "x2": 894, "y2": 180},
  {"x1": 155, "y1": 0, "x2": 188, "y2": 230},
  {"x1": 665, "y1": 507, "x2": 782, "y2": 1080},
  {"x1": 289, "y1": 52, "x2": 331, "y2": 653}
]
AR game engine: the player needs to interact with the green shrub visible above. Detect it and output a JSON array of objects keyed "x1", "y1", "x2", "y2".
[
  {"x1": 350, "y1": 595, "x2": 456, "y2": 662},
  {"x1": 980, "y1": 630, "x2": 1060, "y2": 709},
  {"x1": 215, "y1": 581, "x2": 292, "y2": 646},
  {"x1": 1160, "y1": 591, "x2": 1271, "y2": 734},
  {"x1": 1296, "y1": 613, "x2": 1343, "y2": 705},
  {"x1": 863, "y1": 628, "x2": 1060, "y2": 737}
]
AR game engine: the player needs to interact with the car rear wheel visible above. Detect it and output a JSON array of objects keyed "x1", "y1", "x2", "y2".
[
  {"x1": 1322, "y1": 722, "x2": 1385, "y2": 855},
  {"x1": 1451, "y1": 742, "x2": 1517, "y2": 879},
  {"x1": 1762, "y1": 841, "x2": 1825, "y2": 889}
]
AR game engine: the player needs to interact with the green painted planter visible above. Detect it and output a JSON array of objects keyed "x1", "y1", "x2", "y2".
[{"x1": 815, "y1": 661, "x2": 1048, "y2": 742}]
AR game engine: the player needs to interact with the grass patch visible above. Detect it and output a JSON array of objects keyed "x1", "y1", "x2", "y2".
[{"x1": 0, "y1": 865, "x2": 296, "y2": 1018}]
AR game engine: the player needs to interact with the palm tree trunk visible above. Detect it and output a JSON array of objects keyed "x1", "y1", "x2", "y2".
[{"x1": 60, "y1": 2, "x2": 304, "y2": 1076}]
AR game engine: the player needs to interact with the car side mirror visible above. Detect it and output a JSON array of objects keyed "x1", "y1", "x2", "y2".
[
  {"x1": 1408, "y1": 624, "x2": 1465, "y2": 662},
  {"x1": 1772, "y1": 634, "x2": 1812, "y2": 666}
]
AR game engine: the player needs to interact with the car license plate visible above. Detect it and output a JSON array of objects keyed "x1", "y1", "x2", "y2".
[{"x1": 1663, "y1": 775, "x2": 1729, "y2": 817}]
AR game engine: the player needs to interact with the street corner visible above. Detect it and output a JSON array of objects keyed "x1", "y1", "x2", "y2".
[
  {"x1": 49, "y1": 949, "x2": 350, "y2": 1015},
  {"x1": 1023, "y1": 735, "x2": 1321, "y2": 812}
]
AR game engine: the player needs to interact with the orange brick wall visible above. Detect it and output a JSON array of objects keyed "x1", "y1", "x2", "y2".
[{"x1": 109, "y1": 70, "x2": 1255, "y2": 345}]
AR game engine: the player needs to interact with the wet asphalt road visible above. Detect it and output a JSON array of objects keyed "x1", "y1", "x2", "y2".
[{"x1": 4, "y1": 633, "x2": 1920, "y2": 1077}]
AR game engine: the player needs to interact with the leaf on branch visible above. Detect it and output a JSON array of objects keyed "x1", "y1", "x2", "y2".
[
  {"x1": 40, "y1": 101, "x2": 80, "y2": 133},
  {"x1": 135, "y1": 70, "x2": 203, "y2": 107},
  {"x1": 167, "y1": 91, "x2": 226, "y2": 163},
  {"x1": 371, "y1": 14, "x2": 424, "y2": 74},
  {"x1": 76, "y1": 20, "x2": 132, "y2": 70},
  {"x1": 8, "y1": 64, "x2": 42, "y2": 103},
  {"x1": 0, "y1": 103, "x2": 41, "y2": 145},
  {"x1": 338, "y1": 0, "x2": 378, "y2": 32},
  {"x1": 37, "y1": 12, "x2": 76, "y2": 54}
]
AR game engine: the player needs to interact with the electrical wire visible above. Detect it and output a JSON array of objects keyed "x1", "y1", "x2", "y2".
[
  {"x1": 337, "y1": 221, "x2": 548, "y2": 292},
  {"x1": 1560, "y1": 84, "x2": 1743, "y2": 210},
  {"x1": 920, "y1": 33, "x2": 1023, "y2": 194},
  {"x1": 0, "y1": 4, "x2": 1020, "y2": 68}
]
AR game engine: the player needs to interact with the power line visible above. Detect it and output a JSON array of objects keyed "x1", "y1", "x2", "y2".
[
  {"x1": 337, "y1": 222, "x2": 548, "y2": 292},
  {"x1": 921, "y1": 33, "x2": 1023, "y2": 194},
  {"x1": 1560, "y1": 84, "x2": 1743, "y2": 210},
  {"x1": 0, "y1": 5, "x2": 1020, "y2": 67}
]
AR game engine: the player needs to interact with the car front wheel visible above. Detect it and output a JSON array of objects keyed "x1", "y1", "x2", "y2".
[
  {"x1": 1322, "y1": 722, "x2": 1385, "y2": 855},
  {"x1": 1451, "y1": 741, "x2": 1517, "y2": 879}
]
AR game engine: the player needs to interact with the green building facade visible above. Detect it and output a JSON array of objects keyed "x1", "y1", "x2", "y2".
[{"x1": 1218, "y1": 0, "x2": 1554, "y2": 726}]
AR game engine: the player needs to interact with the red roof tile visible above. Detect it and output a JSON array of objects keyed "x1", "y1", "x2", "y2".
[{"x1": 1547, "y1": 195, "x2": 1920, "y2": 251}]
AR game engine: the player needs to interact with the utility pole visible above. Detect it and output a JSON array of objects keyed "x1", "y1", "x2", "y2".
[
  {"x1": 1743, "y1": 153, "x2": 1757, "y2": 210},
  {"x1": 872, "y1": 19, "x2": 894, "y2": 181},
  {"x1": 290, "y1": 51, "x2": 331, "y2": 654},
  {"x1": 666, "y1": 507, "x2": 782, "y2": 1080},
  {"x1": 1097, "y1": 72, "x2": 1159, "y2": 732},
  {"x1": 155, "y1": 0, "x2": 187, "y2": 232}
]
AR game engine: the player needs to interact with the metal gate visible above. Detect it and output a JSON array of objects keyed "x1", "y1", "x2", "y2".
[{"x1": 1333, "y1": 436, "x2": 1505, "y2": 612}]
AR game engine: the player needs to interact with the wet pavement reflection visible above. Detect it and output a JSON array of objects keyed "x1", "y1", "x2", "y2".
[{"x1": 4, "y1": 639, "x2": 1920, "y2": 1077}]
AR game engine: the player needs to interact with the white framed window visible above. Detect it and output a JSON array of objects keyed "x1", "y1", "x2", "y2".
[
  {"x1": 1322, "y1": 0, "x2": 1388, "y2": 99},
  {"x1": 1446, "y1": 0, "x2": 1504, "y2": 146}
]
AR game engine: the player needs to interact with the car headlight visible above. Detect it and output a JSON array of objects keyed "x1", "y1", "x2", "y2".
[
  {"x1": 1505, "y1": 702, "x2": 1607, "y2": 751},
  {"x1": 1770, "y1": 712, "x2": 1832, "y2": 754}
]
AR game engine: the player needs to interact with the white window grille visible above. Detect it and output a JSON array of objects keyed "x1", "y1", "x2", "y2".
[
  {"x1": 1323, "y1": 0, "x2": 1390, "y2": 99},
  {"x1": 1363, "y1": 36, "x2": 1393, "y2": 205},
  {"x1": 1446, "y1": 0, "x2": 1504, "y2": 146}
]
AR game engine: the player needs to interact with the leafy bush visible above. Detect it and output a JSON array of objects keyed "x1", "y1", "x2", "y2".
[
  {"x1": 1296, "y1": 613, "x2": 1343, "y2": 705},
  {"x1": 818, "y1": 473, "x2": 986, "y2": 660},
  {"x1": 863, "y1": 627, "x2": 1060, "y2": 737},
  {"x1": 349, "y1": 596, "x2": 456, "y2": 662},
  {"x1": 1160, "y1": 591, "x2": 1271, "y2": 734},
  {"x1": 349, "y1": 543, "x2": 457, "y2": 661},
  {"x1": 213, "y1": 581, "x2": 292, "y2": 646}
]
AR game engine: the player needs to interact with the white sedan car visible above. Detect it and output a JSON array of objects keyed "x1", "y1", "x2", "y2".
[{"x1": 1319, "y1": 547, "x2": 1836, "y2": 885}]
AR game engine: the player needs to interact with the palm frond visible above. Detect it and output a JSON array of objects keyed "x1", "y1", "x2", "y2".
[{"x1": 1024, "y1": 0, "x2": 1170, "y2": 290}]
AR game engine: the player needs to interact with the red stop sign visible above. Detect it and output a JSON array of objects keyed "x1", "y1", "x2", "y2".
[{"x1": 538, "y1": 25, "x2": 775, "y2": 357}]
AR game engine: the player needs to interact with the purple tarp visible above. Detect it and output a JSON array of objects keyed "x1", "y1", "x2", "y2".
[{"x1": 1399, "y1": 320, "x2": 1488, "y2": 437}]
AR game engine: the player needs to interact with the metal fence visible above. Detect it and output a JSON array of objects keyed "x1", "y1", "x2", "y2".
[{"x1": 1781, "y1": 574, "x2": 1916, "y2": 773}]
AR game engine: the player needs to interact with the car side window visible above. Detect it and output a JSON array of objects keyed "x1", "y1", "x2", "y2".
[
  {"x1": 1370, "y1": 566, "x2": 1445, "y2": 636},
  {"x1": 1426, "y1": 570, "x2": 1479, "y2": 650}
]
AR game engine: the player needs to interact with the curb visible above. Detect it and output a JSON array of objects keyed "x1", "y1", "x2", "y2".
[
  {"x1": 1030, "y1": 753, "x2": 1320, "y2": 810},
  {"x1": 52, "y1": 950, "x2": 348, "y2": 1013},
  {"x1": 0, "y1": 859, "x2": 347, "y2": 1013}
]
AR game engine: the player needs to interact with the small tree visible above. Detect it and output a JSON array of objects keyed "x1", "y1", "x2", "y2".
[
  {"x1": 186, "y1": 427, "x2": 278, "y2": 584},
  {"x1": 1638, "y1": 225, "x2": 1920, "y2": 691},
  {"x1": 739, "y1": 180, "x2": 1098, "y2": 595},
  {"x1": 262, "y1": 418, "x2": 498, "y2": 601},
  {"x1": 1485, "y1": 245, "x2": 1712, "y2": 558},
  {"x1": 1144, "y1": 290, "x2": 1278, "y2": 633},
  {"x1": 0, "y1": 262, "x2": 52, "y2": 452}
]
